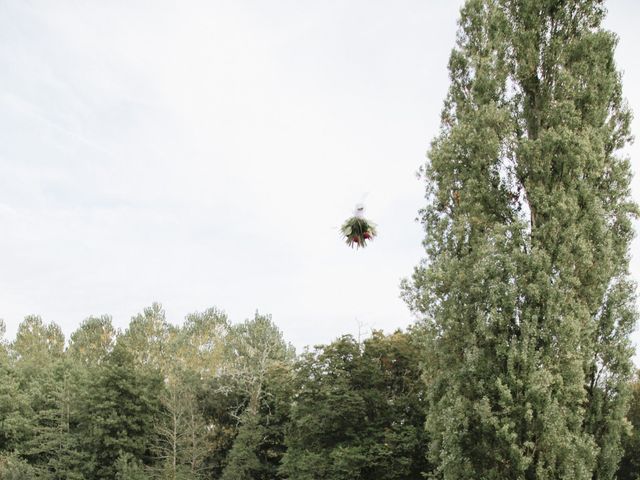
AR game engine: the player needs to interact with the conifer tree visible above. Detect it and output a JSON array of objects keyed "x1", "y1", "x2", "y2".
[
  {"x1": 80, "y1": 343, "x2": 163, "y2": 479},
  {"x1": 67, "y1": 315, "x2": 116, "y2": 366},
  {"x1": 0, "y1": 452, "x2": 39, "y2": 479},
  {"x1": 118, "y1": 303, "x2": 175, "y2": 371},
  {"x1": 402, "y1": 1, "x2": 637, "y2": 479}
]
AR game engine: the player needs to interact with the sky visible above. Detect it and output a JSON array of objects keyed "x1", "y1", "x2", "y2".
[{"x1": 0, "y1": 0, "x2": 639, "y2": 363}]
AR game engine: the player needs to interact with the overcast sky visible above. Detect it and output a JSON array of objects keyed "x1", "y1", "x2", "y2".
[{"x1": 1, "y1": 0, "x2": 639, "y2": 362}]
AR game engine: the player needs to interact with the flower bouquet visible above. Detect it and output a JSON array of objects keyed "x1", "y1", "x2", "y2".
[{"x1": 341, "y1": 204, "x2": 377, "y2": 248}]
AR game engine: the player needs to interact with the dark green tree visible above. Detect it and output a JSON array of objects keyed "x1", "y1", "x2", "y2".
[
  {"x1": 618, "y1": 370, "x2": 640, "y2": 480},
  {"x1": 20, "y1": 359, "x2": 89, "y2": 480},
  {"x1": 0, "y1": 452, "x2": 39, "y2": 479},
  {"x1": 0, "y1": 321, "x2": 32, "y2": 457},
  {"x1": 0, "y1": 361, "x2": 27, "y2": 455},
  {"x1": 115, "y1": 452, "x2": 152, "y2": 480},
  {"x1": 402, "y1": 1, "x2": 637, "y2": 479},
  {"x1": 218, "y1": 361, "x2": 294, "y2": 480},
  {"x1": 220, "y1": 411, "x2": 265, "y2": 480},
  {"x1": 4, "y1": 317, "x2": 86, "y2": 479},
  {"x1": 281, "y1": 331, "x2": 428, "y2": 480},
  {"x1": 200, "y1": 374, "x2": 246, "y2": 478},
  {"x1": 79, "y1": 342, "x2": 164, "y2": 479}
]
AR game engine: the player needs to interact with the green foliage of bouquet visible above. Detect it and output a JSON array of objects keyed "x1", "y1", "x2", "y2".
[{"x1": 341, "y1": 216, "x2": 377, "y2": 248}]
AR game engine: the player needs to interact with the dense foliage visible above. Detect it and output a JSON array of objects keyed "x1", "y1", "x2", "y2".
[
  {"x1": 281, "y1": 331, "x2": 429, "y2": 480},
  {"x1": 402, "y1": 0, "x2": 638, "y2": 479},
  {"x1": 0, "y1": 311, "x2": 435, "y2": 479},
  {"x1": 1, "y1": 311, "x2": 637, "y2": 480}
]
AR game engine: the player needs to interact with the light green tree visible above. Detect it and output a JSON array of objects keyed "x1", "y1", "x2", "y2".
[
  {"x1": 12, "y1": 315, "x2": 64, "y2": 370},
  {"x1": 281, "y1": 331, "x2": 429, "y2": 480},
  {"x1": 154, "y1": 370, "x2": 211, "y2": 480},
  {"x1": 67, "y1": 315, "x2": 116, "y2": 366},
  {"x1": 403, "y1": 1, "x2": 637, "y2": 479},
  {"x1": 118, "y1": 303, "x2": 176, "y2": 372},
  {"x1": 152, "y1": 308, "x2": 228, "y2": 480},
  {"x1": 177, "y1": 308, "x2": 229, "y2": 378}
]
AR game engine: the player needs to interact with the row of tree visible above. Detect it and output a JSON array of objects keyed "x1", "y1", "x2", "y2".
[
  {"x1": 0, "y1": 307, "x2": 638, "y2": 479},
  {"x1": 0, "y1": 306, "x2": 425, "y2": 479}
]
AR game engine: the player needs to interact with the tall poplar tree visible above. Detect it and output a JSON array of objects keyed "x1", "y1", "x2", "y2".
[{"x1": 402, "y1": 1, "x2": 637, "y2": 479}]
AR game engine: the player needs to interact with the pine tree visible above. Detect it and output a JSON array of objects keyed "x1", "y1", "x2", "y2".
[
  {"x1": 67, "y1": 315, "x2": 116, "y2": 366},
  {"x1": 115, "y1": 452, "x2": 152, "y2": 480},
  {"x1": 178, "y1": 308, "x2": 229, "y2": 377},
  {"x1": 220, "y1": 411, "x2": 265, "y2": 480},
  {"x1": 402, "y1": 1, "x2": 637, "y2": 479},
  {"x1": 118, "y1": 303, "x2": 175, "y2": 371},
  {"x1": 0, "y1": 452, "x2": 39, "y2": 479},
  {"x1": 21, "y1": 359, "x2": 88, "y2": 479},
  {"x1": 79, "y1": 343, "x2": 164, "y2": 479},
  {"x1": 6, "y1": 317, "x2": 82, "y2": 478},
  {"x1": 0, "y1": 321, "x2": 28, "y2": 454}
]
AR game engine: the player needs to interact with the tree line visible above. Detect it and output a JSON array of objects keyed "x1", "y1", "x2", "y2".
[
  {"x1": 0, "y1": 305, "x2": 427, "y2": 479},
  {"x1": 0, "y1": 307, "x2": 638, "y2": 479}
]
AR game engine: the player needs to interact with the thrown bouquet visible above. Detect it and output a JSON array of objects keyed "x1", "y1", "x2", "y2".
[{"x1": 341, "y1": 204, "x2": 377, "y2": 249}]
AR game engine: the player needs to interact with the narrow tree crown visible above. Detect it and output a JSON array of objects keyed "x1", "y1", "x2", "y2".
[{"x1": 403, "y1": 1, "x2": 637, "y2": 479}]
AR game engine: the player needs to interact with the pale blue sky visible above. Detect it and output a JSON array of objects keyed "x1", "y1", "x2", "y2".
[{"x1": 1, "y1": 1, "x2": 639, "y2": 363}]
